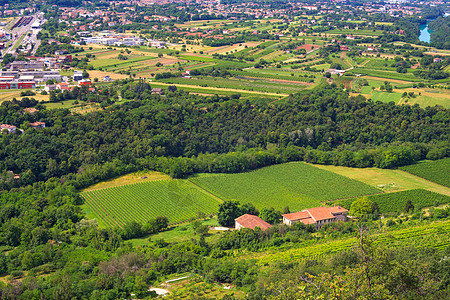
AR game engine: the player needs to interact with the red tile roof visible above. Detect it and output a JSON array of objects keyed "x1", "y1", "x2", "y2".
[
  {"x1": 29, "y1": 122, "x2": 45, "y2": 127},
  {"x1": 235, "y1": 214, "x2": 272, "y2": 231},
  {"x1": 283, "y1": 206, "x2": 348, "y2": 224},
  {"x1": 23, "y1": 107, "x2": 38, "y2": 113},
  {"x1": 282, "y1": 210, "x2": 311, "y2": 221},
  {"x1": 1, "y1": 124, "x2": 16, "y2": 129}
]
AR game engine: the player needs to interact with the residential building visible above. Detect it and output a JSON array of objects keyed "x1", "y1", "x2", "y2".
[
  {"x1": 56, "y1": 82, "x2": 70, "y2": 90},
  {"x1": 326, "y1": 68, "x2": 346, "y2": 76},
  {"x1": 29, "y1": 122, "x2": 45, "y2": 129},
  {"x1": 150, "y1": 40, "x2": 166, "y2": 48},
  {"x1": 78, "y1": 79, "x2": 91, "y2": 87},
  {"x1": 23, "y1": 107, "x2": 38, "y2": 114},
  {"x1": 282, "y1": 206, "x2": 348, "y2": 229},
  {"x1": 235, "y1": 214, "x2": 272, "y2": 231},
  {"x1": 44, "y1": 85, "x2": 56, "y2": 92},
  {"x1": 151, "y1": 88, "x2": 164, "y2": 95},
  {"x1": 0, "y1": 124, "x2": 17, "y2": 134},
  {"x1": 73, "y1": 71, "x2": 83, "y2": 81}
]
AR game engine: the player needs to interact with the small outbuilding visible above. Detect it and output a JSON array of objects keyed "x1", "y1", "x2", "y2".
[
  {"x1": 151, "y1": 88, "x2": 164, "y2": 95},
  {"x1": 235, "y1": 214, "x2": 272, "y2": 231}
]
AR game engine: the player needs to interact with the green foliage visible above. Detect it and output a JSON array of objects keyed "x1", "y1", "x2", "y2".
[
  {"x1": 349, "y1": 197, "x2": 374, "y2": 218},
  {"x1": 218, "y1": 200, "x2": 241, "y2": 227},
  {"x1": 341, "y1": 189, "x2": 450, "y2": 215},
  {"x1": 259, "y1": 207, "x2": 281, "y2": 224}
]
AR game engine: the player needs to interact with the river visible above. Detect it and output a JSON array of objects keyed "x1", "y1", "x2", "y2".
[{"x1": 419, "y1": 21, "x2": 433, "y2": 43}]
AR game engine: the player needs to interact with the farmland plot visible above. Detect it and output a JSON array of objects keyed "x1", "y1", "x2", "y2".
[
  {"x1": 190, "y1": 162, "x2": 381, "y2": 211},
  {"x1": 400, "y1": 158, "x2": 450, "y2": 188},
  {"x1": 81, "y1": 179, "x2": 221, "y2": 228}
]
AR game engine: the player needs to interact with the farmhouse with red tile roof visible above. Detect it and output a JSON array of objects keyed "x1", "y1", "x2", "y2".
[
  {"x1": 235, "y1": 214, "x2": 272, "y2": 231},
  {"x1": 282, "y1": 206, "x2": 348, "y2": 229}
]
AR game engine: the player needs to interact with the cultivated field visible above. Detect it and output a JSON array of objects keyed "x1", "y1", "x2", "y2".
[
  {"x1": 400, "y1": 158, "x2": 450, "y2": 188},
  {"x1": 311, "y1": 163, "x2": 450, "y2": 196},
  {"x1": 189, "y1": 162, "x2": 381, "y2": 212},
  {"x1": 81, "y1": 179, "x2": 221, "y2": 228},
  {"x1": 256, "y1": 220, "x2": 450, "y2": 265}
]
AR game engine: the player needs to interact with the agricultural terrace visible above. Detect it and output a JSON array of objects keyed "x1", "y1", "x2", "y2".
[
  {"x1": 400, "y1": 158, "x2": 450, "y2": 188},
  {"x1": 81, "y1": 179, "x2": 221, "y2": 228},
  {"x1": 189, "y1": 162, "x2": 381, "y2": 212}
]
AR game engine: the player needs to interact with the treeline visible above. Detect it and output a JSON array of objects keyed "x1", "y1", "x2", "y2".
[
  {"x1": 429, "y1": 17, "x2": 450, "y2": 49},
  {"x1": 3, "y1": 140, "x2": 444, "y2": 192},
  {"x1": 0, "y1": 84, "x2": 449, "y2": 188}
]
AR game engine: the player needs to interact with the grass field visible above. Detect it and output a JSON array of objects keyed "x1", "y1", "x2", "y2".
[
  {"x1": 81, "y1": 178, "x2": 221, "y2": 228},
  {"x1": 311, "y1": 164, "x2": 450, "y2": 196},
  {"x1": 325, "y1": 29, "x2": 384, "y2": 36},
  {"x1": 129, "y1": 217, "x2": 221, "y2": 246},
  {"x1": 400, "y1": 159, "x2": 450, "y2": 188},
  {"x1": 189, "y1": 162, "x2": 381, "y2": 212},
  {"x1": 370, "y1": 90, "x2": 402, "y2": 103},
  {"x1": 399, "y1": 89, "x2": 450, "y2": 108}
]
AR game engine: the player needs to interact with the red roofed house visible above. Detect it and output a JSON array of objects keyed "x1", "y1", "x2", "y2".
[
  {"x1": 57, "y1": 82, "x2": 70, "y2": 90},
  {"x1": 235, "y1": 214, "x2": 272, "y2": 231},
  {"x1": 0, "y1": 124, "x2": 17, "y2": 134},
  {"x1": 282, "y1": 206, "x2": 348, "y2": 229},
  {"x1": 23, "y1": 107, "x2": 38, "y2": 114},
  {"x1": 78, "y1": 79, "x2": 91, "y2": 87},
  {"x1": 29, "y1": 122, "x2": 45, "y2": 129}
]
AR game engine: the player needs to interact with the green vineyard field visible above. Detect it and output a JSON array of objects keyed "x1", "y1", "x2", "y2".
[
  {"x1": 190, "y1": 162, "x2": 381, "y2": 212},
  {"x1": 400, "y1": 158, "x2": 450, "y2": 188},
  {"x1": 257, "y1": 220, "x2": 450, "y2": 265},
  {"x1": 339, "y1": 189, "x2": 450, "y2": 214},
  {"x1": 81, "y1": 180, "x2": 221, "y2": 228}
]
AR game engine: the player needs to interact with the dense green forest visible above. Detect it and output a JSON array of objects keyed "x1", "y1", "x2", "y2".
[
  {"x1": 0, "y1": 83, "x2": 449, "y2": 189},
  {"x1": 430, "y1": 17, "x2": 450, "y2": 49}
]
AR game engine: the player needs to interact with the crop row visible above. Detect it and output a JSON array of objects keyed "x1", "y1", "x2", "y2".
[
  {"x1": 231, "y1": 70, "x2": 314, "y2": 83},
  {"x1": 191, "y1": 162, "x2": 380, "y2": 211},
  {"x1": 81, "y1": 180, "x2": 221, "y2": 227},
  {"x1": 400, "y1": 158, "x2": 450, "y2": 188},
  {"x1": 257, "y1": 221, "x2": 450, "y2": 265}
]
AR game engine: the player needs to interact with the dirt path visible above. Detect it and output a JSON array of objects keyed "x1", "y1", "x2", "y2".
[{"x1": 188, "y1": 180, "x2": 225, "y2": 203}]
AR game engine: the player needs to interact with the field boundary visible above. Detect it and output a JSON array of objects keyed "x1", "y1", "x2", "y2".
[{"x1": 187, "y1": 179, "x2": 225, "y2": 203}]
